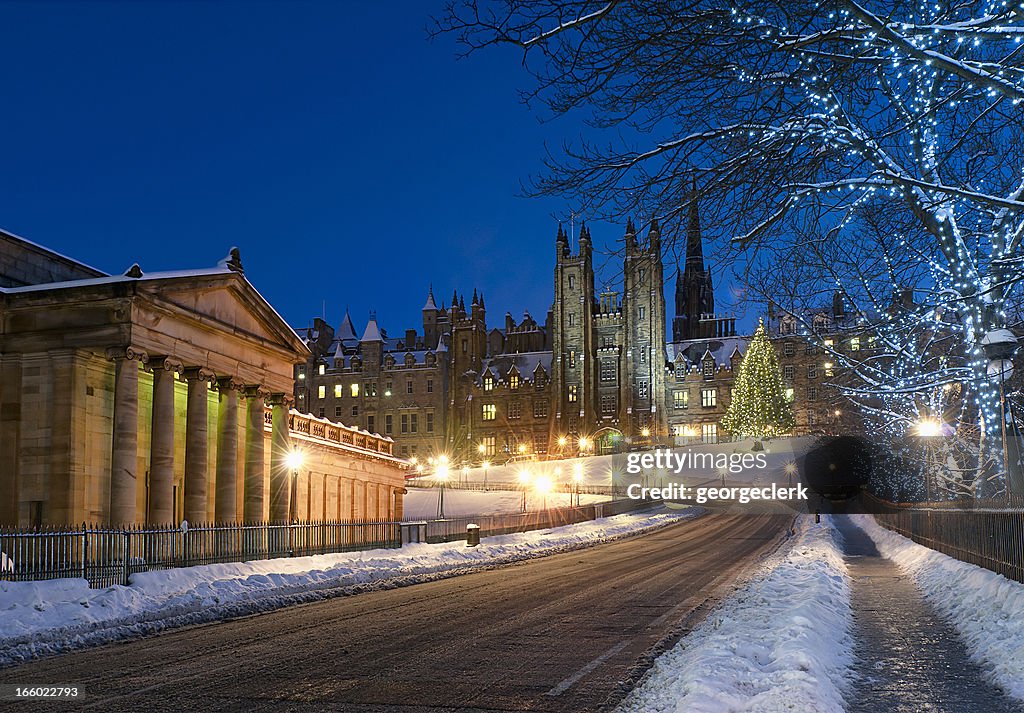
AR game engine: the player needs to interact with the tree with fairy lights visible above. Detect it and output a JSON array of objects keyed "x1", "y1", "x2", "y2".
[
  {"x1": 437, "y1": 1, "x2": 1024, "y2": 497},
  {"x1": 721, "y1": 320, "x2": 795, "y2": 439}
]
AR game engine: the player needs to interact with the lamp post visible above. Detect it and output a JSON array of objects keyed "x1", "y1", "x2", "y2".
[
  {"x1": 915, "y1": 416, "x2": 943, "y2": 501},
  {"x1": 982, "y1": 328, "x2": 1019, "y2": 497},
  {"x1": 578, "y1": 436, "x2": 591, "y2": 457},
  {"x1": 461, "y1": 466, "x2": 469, "y2": 488},
  {"x1": 285, "y1": 449, "x2": 304, "y2": 522},
  {"x1": 558, "y1": 435, "x2": 568, "y2": 457},
  {"x1": 573, "y1": 463, "x2": 584, "y2": 507},
  {"x1": 784, "y1": 461, "x2": 797, "y2": 489},
  {"x1": 534, "y1": 475, "x2": 552, "y2": 511},
  {"x1": 436, "y1": 462, "x2": 450, "y2": 519},
  {"x1": 477, "y1": 444, "x2": 488, "y2": 490},
  {"x1": 482, "y1": 460, "x2": 490, "y2": 492},
  {"x1": 518, "y1": 469, "x2": 532, "y2": 512}
]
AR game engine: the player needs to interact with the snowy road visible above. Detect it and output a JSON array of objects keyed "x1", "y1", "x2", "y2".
[{"x1": 0, "y1": 511, "x2": 790, "y2": 712}]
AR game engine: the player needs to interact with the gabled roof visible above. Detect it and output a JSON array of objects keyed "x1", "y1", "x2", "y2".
[{"x1": 338, "y1": 310, "x2": 357, "y2": 341}]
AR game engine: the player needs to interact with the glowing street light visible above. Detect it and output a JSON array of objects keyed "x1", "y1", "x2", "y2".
[
  {"x1": 573, "y1": 463, "x2": 585, "y2": 506},
  {"x1": 518, "y1": 469, "x2": 532, "y2": 511},
  {"x1": 285, "y1": 449, "x2": 304, "y2": 522},
  {"x1": 915, "y1": 417, "x2": 943, "y2": 438},
  {"x1": 641, "y1": 427, "x2": 651, "y2": 438},
  {"x1": 477, "y1": 443, "x2": 487, "y2": 455},
  {"x1": 784, "y1": 461, "x2": 797, "y2": 488},
  {"x1": 558, "y1": 436, "x2": 568, "y2": 448},
  {"x1": 534, "y1": 475, "x2": 553, "y2": 510},
  {"x1": 518, "y1": 443, "x2": 527, "y2": 454},
  {"x1": 436, "y1": 462, "x2": 450, "y2": 519},
  {"x1": 578, "y1": 436, "x2": 591, "y2": 455}
]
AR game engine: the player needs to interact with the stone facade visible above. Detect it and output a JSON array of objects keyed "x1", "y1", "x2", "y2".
[{"x1": 0, "y1": 233, "x2": 407, "y2": 527}]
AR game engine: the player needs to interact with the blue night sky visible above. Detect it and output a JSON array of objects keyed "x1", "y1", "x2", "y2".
[{"x1": 0, "y1": 1, "x2": 712, "y2": 338}]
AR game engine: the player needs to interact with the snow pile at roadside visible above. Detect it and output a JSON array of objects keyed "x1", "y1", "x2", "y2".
[
  {"x1": 853, "y1": 513, "x2": 1024, "y2": 701},
  {"x1": 617, "y1": 516, "x2": 852, "y2": 713},
  {"x1": 402, "y1": 487, "x2": 609, "y2": 519},
  {"x1": 0, "y1": 509, "x2": 696, "y2": 666}
]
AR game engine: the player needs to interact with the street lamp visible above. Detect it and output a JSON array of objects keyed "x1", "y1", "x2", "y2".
[
  {"x1": 578, "y1": 436, "x2": 591, "y2": 456},
  {"x1": 285, "y1": 449, "x2": 304, "y2": 522},
  {"x1": 436, "y1": 462, "x2": 450, "y2": 519},
  {"x1": 914, "y1": 417, "x2": 943, "y2": 438},
  {"x1": 482, "y1": 460, "x2": 490, "y2": 491},
  {"x1": 461, "y1": 465, "x2": 469, "y2": 487},
  {"x1": 518, "y1": 469, "x2": 532, "y2": 512},
  {"x1": 573, "y1": 463, "x2": 584, "y2": 506},
  {"x1": 982, "y1": 328, "x2": 1020, "y2": 496},
  {"x1": 641, "y1": 427, "x2": 650, "y2": 439},
  {"x1": 534, "y1": 475, "x2": 553, "y2": 510},
  {"x1": 784, "y1": 461, "x2": 797, "y2": 489}
]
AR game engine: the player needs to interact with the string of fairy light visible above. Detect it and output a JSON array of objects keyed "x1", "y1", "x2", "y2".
[{"x1": 712, "y1": 1, "x2": 1024, "y2": 484}]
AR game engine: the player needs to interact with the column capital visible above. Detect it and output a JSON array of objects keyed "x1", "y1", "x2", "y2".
[
  {"x1": 106, "y1": 345, "x2": 149, "y2": 364},
  {"x1": 147, "y1": 355, "x2": 185, "y2": 374},
  {"x1": 243, "y1": 384, "x2": 271, "y2": 400},
  {"x1": 266, "y1": 392, "x2": 295, "y2": 408},
  {"x1": 183, "y1": 366, "x2": 217, "y2": 384},
  {"x1": 216, "y1": 376, "x2": 245, "y2": 393}
]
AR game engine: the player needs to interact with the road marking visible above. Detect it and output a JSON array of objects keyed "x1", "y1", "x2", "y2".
[{"x1": 544, "y1": 640, "x2": 629, "y2": 697}]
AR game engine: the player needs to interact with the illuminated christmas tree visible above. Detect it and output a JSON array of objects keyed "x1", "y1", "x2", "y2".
[{"x1": 721, "y1": 320, "x2": 795, "y2": 439}]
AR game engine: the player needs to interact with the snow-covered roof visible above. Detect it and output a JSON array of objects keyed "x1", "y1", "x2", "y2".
[
  {"x1": 670, "y1": 336, "x2": 748, "y2": 368},
  {"x1": 0, "y1": 265, "x2": 234, "y2": 294},
  {"x1": 423, "y1": 287, "x2": 437, "y2": 311},
  {"x1": 337, "y1": 311, "x2": 357, "y2": 341},
  {"x1": 360, "y1": 318, "x2": 382, "y2": 342},
  {"x1": 477, "y1": 351, "x2": 552, "y2": 385}
]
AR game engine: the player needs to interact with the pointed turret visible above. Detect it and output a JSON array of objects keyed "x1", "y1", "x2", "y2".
[
  {"x1": 423, "y1": 284, "x2": 437, "y2": 312},
  {"x1": 337, "y1": 310, "x2": 357, "y2": 341},
  {"x1": 648, "y1": 217, "x2": 661, "y2": 254},
  {"x1": 472, "y1": 288, "x2": 479, "y2": 305},
  {"x1": 673, "y1": 179, "x2": 715, "y2": 342},
  {"x1": 556, "y1": 223, "x2": 569, "y2": 258},
  {"x1": 625, "y1": 217, "x2": 639, "y2": 254},
  {"x1": 360, "y1": 314, "x2": 382, "y2": 342}
]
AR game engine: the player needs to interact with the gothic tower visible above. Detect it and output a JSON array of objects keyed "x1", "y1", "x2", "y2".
[
  {"x1": 551, "y1": 223, "x2": 596, "y2": 440},
  {"x1": 623, "y1": 219, "x2": 668, "y2": 436},
  {"x1": 673, "y1": 185, "x2": 715, "y2": 341}
]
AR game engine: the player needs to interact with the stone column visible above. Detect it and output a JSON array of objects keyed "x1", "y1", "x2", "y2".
[
  {"x1": 243, "y1": 386, "x2": 267, "y2": 521},
  {"x1": 268, "y1": 393, "x2": 293, "y2": 522},
  {"x1": 107, "y1": 347, "x2": 147, "y2": 525},
  {"x1": 215, "y1": 378, "x2": 241, "y2": 522},
  {"x1": 183, "y1": 367, "x2": 215, "y2": 523},
  {"x1": 148, "y1": 356, "x2": 182, "y2": 525}
]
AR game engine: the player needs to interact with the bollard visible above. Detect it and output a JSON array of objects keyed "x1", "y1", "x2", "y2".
[{"x1": 466, "y1": 523, "x2": 481, "y2": 547}]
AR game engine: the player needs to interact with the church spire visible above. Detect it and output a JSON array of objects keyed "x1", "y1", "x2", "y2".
[{"x1": 673, "y1": 179, "x2": 715, "y2": 342}]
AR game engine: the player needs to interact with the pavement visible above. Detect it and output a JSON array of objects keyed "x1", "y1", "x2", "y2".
[
  {"x1": 835, "y1": 516, "x2": 1021, "y2": 713},
  {"x1": 0, "y1": 511, "x2": 790, "y2": 713}
]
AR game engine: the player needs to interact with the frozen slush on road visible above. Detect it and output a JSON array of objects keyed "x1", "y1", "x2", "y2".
[
  {"x1": 0, "y1": 509, "x2": 697, "y2": 667},
  {"x1": 617, "y1": 515, "x2": 852, "y2": 713}
]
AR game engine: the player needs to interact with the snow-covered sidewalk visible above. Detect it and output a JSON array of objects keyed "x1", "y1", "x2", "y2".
[
  {"x1": 616, "y1": 516, "x2": 852, "y2": 713},
  {"x1": 853, "y1": 514, "x2": 1024, "y2": 703},
  {"x1": 0, "y1": 509, "x2": 696, "y2": 667}
]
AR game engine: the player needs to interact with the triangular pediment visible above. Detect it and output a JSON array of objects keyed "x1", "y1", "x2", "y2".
[{"x1": 138, "y1": 272, "x2": 309, "y2": 357}]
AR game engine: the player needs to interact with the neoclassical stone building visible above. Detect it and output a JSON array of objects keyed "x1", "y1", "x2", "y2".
[{"x1": 0, "y1": 230, "x2": 406, "y2": 528}]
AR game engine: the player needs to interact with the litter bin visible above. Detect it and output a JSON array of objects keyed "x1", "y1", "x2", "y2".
[{"x1": 466, "y1": 523, "x2": 481, "y2": 547}]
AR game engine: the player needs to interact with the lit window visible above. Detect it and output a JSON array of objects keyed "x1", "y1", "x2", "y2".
[
  {"x1": 785, "y1": 387, "x2": 794, "y2": 401},
  {"x1": 674, "y1": 390, "x2": 689, "y2": 409},
  {"x1": 850, "y1": 337, "x2": 861, "y2": 351},
  {"x1": 483, "y1": 404, "x2": 497, "y2": 421},
  {"x1": 484, "y1": 375, "x2": 494, "y2": 391},
  {"x1": 509, "y1": 374, "x2": 520, "y2": 389},
  {"x1": 334, "y1": 384, "x2": 342, "y2": 398},
  {"x1": 350, "y1": 383, "x2": 359, "y2": 397},
  {"x1": 318, "y1": 385, "x2": 326, "y2": 399},
  {"x1": 569, "y1": 352, "x2": 576, "y2": 369},
  {"x1": 701, "y1": 423, "x2": 718, "y2": 443},
  {"x1": 824, "y1": 339, "x2": 834, "y2": 349},
  {"x1": 824, "y1": 362, "x2": 834, "y2": 377},
  {"x1": 481, "y1": 436, "x2": 495, "y2": 456},
  {"x1": 701, "y1": 388, "x2": 717, "y2": 407},
  {"x1": 318, "y1": 364, "x2": 326, "y2": 376},
  {"x1": 568, "y1": 385, "x2": 578, "y2": 403},
  {"x1": 298, "y1": 370, "x2": 306, "y2": 380},
  {"x1": 639, "y1": 380, "x2": 649, "y2": 399}
]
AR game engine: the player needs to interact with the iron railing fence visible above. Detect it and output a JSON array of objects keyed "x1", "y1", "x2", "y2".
[
  {"x1": 0, "y1": 497, "x2": 658, "y2": 589},
  {"x1": 866, "y1": 494, "x2": 1024, "y2": 584},
  {"x1": 0, "y1": 519, "x2": 401, "y2": 589}
]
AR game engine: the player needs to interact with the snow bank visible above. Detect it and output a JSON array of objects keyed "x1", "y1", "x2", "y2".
[
  {"x1": 402, "y1": 487, "x2": 609, "y2": 520},
  {"x1": 853, "y1": 514, "x2": 1024, "y2": 701},
  {"x1": 617, "y1": 516, "x2": 852, "y2": 713},
  {"x1": 0, "y1": 509, "x2": 696, "y2": 667}
]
